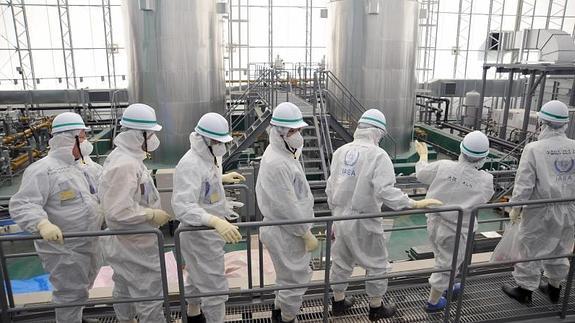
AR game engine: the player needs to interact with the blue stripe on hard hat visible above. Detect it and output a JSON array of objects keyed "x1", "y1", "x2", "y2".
[
  {"x1": 461, "y1": 143, "x2": 488, "y2": 157},
  {"x1": 122, "y1": 117, "x2": 158, "y2": 124},
  {"x1": 359, "y1": 116, "x2": 387, "y2": 128},
  {"x1": 539, "y1": 110, "x2": 569, "y2": 121},
  {"x1": 272, "y1": 117, "x2": 305, "y2": 124},
  {"x1": 197, "y1": 125, "x2": 230, "y2": 137},
  {"x1": 52, "y1": 122, "x2": 86, "y2": 128}
]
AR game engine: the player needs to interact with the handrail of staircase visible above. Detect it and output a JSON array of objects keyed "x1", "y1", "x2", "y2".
[
  {"x1": 314, "y1": 71, "x2": 334, "y2": 159},
  {"x1": 230, "y1": 91, "x2": 270, "y2": 133},
  {"x1": 322, "y1": 71, "x2": 366, "y2": 116},
  {"x1": 225, "y1": 69, "x2": 273, "y2": 122}
]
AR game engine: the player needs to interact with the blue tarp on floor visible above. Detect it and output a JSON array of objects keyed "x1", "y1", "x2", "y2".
[{"x1": 11, "y1": 274, "x2": 52, "y2": 294}]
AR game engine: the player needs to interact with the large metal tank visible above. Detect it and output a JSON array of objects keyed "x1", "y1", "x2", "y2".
[
  {"x1": 327, "y1": 0, "x2": 418, "y2": 154},
  {"x1": 124, "y1": 1, "x2": 225, "y2": 163}
]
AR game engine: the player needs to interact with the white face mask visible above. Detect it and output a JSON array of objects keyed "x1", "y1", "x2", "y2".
[
  {"x1": 211, "y1": 143, "x2": 227, "y2": 157},
  {"x1": 284, "y1": 131, "x2": 304, "y2": 150},
  {"x1": 146, "y1": 133, "x2": 160, "y2": 152},
  {"x1": 79, "y1": 140, "x2": 93, "y2": 157}
]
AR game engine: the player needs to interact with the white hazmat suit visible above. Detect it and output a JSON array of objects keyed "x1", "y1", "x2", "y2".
[
  {"x1": 326, "y1": 127, "x2": 415, "y2": 298},
  {"x1": 511, "y1": 124, "x2": 575, "y2": 291},
  {"x1": 416, "y1": 156, "x2": 494, "y2": 292},
  {"x1": 10, "y1": 132, "x2": 102, "y2": 323},
  {"x1": 256, "y1": 126, "x2": 315, "y2": 320},
  {"x1": 98, "y1": 130, "x2": 167, "y2": 323},
  {"x1": 172, "y1": 132, "x2": 231, "y2": 322}
]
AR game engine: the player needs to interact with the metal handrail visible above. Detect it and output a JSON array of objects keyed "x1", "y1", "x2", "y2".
[
  {"x1": 225, "y1": 69, "x2": 273, "y2": 121},
  {"x1": 175, "y1": 205, "x2": 467, "y2": 323},
  {"x1": 0, "y1": 229, "x2": 171, "y2": 323},
  {"x1": 454, "y1": 197, "x2": 575, "y2": 322}
]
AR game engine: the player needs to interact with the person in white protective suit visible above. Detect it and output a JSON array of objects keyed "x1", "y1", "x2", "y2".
[
  {"x1": 172, "y1": 112, "x2": 245, "y2": 323},
  {"x1": 256, "y1": 102, "x2": 320, "y2": 323},
  {"x1": 502, "y1": 100, "x2": 575, "y2": 305},
  {"x1": 98, "y1": 103, "x2": 172, "y2": 323},
  {"x1": 9, "y1": 112, "x2": 102, "y2": 323},
  {"x1": 414, "y1": 131, "x2": 494, "y2": 312},
  {"x1": 325, "y1": 109, "x2": 443, "y2": 321}
]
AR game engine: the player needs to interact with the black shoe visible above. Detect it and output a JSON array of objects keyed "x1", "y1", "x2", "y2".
[
  {"x1": 539, "y1": 282, "x2": 562, "y2": 303},
  {"x1": 502, "y1": 284, "x2": 532, "y2": 304},
  {"x1": 332, "y1": 296, "x2": 356, "y2": 316},
  {"x1": 271, "y1": 308, "x2": 282, "y2": 323},
  {"x1": 188, "y1": 312, "x2": 207, "y2": 323},
  {"x1": 368, "y1": 303, "x2": 397, "y2": 321}
]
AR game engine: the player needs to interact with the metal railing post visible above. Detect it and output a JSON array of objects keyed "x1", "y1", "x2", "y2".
[
  {"x1": 561, "y1": 247, "x2": 575, "y2": 318},
  {"x1": 155, "y1": 231, "x2": 171, "y2": 322},
  {"x1": 454, "y1": 208, "x2": 478, "y2": 322},
  {"x1": 0, "y1": 240, "x2": 14, "y2": 309},
  {"x1": 443, "y1": 209, "x2": 465, "y2": 322},
  {"x1": 0, "y1": 241, "x2": 11, "y2": 322},
  {"x1": 322, "y1": 220, "x2": 333, "y2": 322},
  {"x1": 174, "y1": 229, "x2": 188, "y2": 323}
]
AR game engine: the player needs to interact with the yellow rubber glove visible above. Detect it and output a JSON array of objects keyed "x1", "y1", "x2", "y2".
[
  {"x1": 37, "y1": 219, "x2": 63, "y2": 244},
  {"x1": 509, "y1": 208, "x2": 522, "y2": 224},
  {"x1": 415, "y1": 141, "x2": 429, "y2": 162},
  {"x1": 208, "y1": 216, "x2": 242, "y2": 243},
  {"x1": 144, "y1": 209, "x2": 172, "y2": 227},
  {"x1": 302, "y1": 231, "x2": 319, "y2": 252},
  {"x1": 222, "y1": 172, "x2": 246, "y2": 184},
  {"x1": 412, "y1": 199, "x2": 443, "y2": 209}
]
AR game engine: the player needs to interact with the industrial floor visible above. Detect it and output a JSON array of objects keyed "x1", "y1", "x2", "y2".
[{"x1": 14, "y1": 271, "x2": 575, "y2": 323}]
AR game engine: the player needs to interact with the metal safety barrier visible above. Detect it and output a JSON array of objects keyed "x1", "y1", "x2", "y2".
[
  {"x1": 1, "y1": 192, "x2": 574, "y2": 322},
  {"x1": 454, "y1": 197, "x2": 575, "y2": 322},
  {"x1": 175, "y1": 205, "x2": 466, "y2": 323},
  {"x1": 0, "y1": 229, "x2": 171, "y2": 323}
]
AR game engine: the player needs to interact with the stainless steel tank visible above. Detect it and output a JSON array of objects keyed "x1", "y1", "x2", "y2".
[
  {"x1": 327, "y1": 0, "x2": 419, "y2": 154},
  {"x1": 124, "y1": 1, "x2": 225, "y2": 163}
]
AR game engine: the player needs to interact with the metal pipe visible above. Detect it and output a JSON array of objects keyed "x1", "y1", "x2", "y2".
[
  {"x1": 499, "y1": 70, "x2": 514, "y2": 139},
  {"x1": 536, "y1": 72, "x2": 547, "y2": 111},
  {"x1": 520, "y1": 71, "x2": 537, "y2": 142},
  {"x1": 475, "y1": 66, "x2": 489, "y2": 130},
  {"x1": 1, "y1": 120, "x2": 51, "y2": 145},
  {"x1": 10, "y1": 150, "x2": 41, "y2": 171}
]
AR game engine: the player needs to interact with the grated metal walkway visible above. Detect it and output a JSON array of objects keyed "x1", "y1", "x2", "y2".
[{"x1": 15, "y1": 271, "x2": 575, "y2": 323}]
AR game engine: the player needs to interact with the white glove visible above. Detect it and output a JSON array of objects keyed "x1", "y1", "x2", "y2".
[
  {"x1": 509, "y1": 208, "x2": 522, "y2": 224},
  {"x1": 415, "y1": 141, "x2": 428, "y2": 162},
  {"x1": 222, "y1": 172, "x2": 246, "y2": 184},
  {"x1": 37, "y1": 219, "x2": 63, "y2": 244},
  {"x1": 225, "y1": 199, "x2": 245, "y2": 221},
  {"x1": 208, "y1": 216, "x2": 242, "y2": 243},
  {"x1": 302, "y1": 231, "x2": 319, "y2": 252},
  {"x1": 412, "y1": 198, "x2": 443, "y2": 209},
  {"x1": 144, "y1": 209, "x2": 172, "y2": 227}
]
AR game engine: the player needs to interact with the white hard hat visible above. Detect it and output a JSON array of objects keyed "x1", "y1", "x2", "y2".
[
  {"x1": 460, "y1": 131, "x2": 489, "y2": 159},
  {"x1": 120, "y1": 103, "x2": 162, "y2": 131},
  {"x1": 537, "y1": 100, "x2": 569, "y2": 124},
  {"x1": 195, "y1": 112, "x2": 233, "y2": 143},
  {"x1": 51, "y1": 112, "x2": 89, "y2": 134},
  {"x1": 358, "y1": 109, "x2": 387, "y2": 131},
  {"x1": 270, "y1": 102, "x2": 308, "y2": 129}
]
